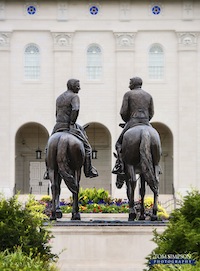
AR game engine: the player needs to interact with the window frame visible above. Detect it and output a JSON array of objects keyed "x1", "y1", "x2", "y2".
[
  {"x1": 148, "y1": 43, "x2": 164, "y2": 81},
  {"x1": 86, "y1": 44, "x2": 103, "y2": 82},
  {"x1": 24, "y1": 43, "x2": 40, "y2": 81}
]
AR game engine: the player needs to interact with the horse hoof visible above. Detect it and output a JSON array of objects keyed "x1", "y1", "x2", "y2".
[
  {"x1": 128, "y1": 213, "x2": 136, "y2": 221},
  {"x1": 56, "y1": 210, "x2": 63, "y2": 219},
  {"x1": 139, "y1": 215, "x2": 145, "y2": 220},
  {"x1": 151, "y1": 215, "x2": 158, "y2": 221},
  {"x1": 71, "y1": 213, "x2": 81, "y2": 220}
]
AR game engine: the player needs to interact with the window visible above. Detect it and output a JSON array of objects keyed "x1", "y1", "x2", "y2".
[
  {"x1": 24, "y1": 44, "x2": 40, "y2": 80},
  {"x1": 86, "y1": 45, "x2": 102, "y2": 81},
  {"x1": 148, "y1": 44, "x2": 164, "y2": 80}
]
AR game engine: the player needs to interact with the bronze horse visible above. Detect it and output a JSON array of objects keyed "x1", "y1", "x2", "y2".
[
  {"x1": 46, "y1": 131, "x2": 85, "y2": 220},
  {"x1": 116, "y1": 124, "x2": 161, "y2": 221}
]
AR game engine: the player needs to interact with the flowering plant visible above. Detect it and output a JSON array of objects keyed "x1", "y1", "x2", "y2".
[{"x1": 40, "y1": 188, "x2": 169, "y2": 220}]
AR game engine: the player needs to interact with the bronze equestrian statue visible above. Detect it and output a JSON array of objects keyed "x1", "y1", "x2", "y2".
[
  {"x1": 112, "y1": 77, "x2": 161, "y2": 221},
  {"x1": 46, "y1": 79, "x2": 98, "y2": 220}
]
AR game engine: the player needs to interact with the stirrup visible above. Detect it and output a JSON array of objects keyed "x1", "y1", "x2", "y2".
[{"x1": 43, "y1": 171, "x2": 49, "y2": 180}]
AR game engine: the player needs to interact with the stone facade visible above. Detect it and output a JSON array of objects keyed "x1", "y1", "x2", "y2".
[{"x1": 0, "y1": 0, "x2": 200, "y2": 201}]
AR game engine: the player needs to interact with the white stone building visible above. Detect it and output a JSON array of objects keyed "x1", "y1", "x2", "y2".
[{"x1": 0, "y1": 0, "x2": 200, "y2": 203}]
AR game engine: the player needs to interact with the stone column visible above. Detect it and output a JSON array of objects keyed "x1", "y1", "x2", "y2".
[
  {"x1": 51, "y1": 32, "x2": 74, "y2": 98},
  {"x1": 176, "y1": 32, "x2": 199, "y2": 194},
  {"x1": 112, "y1": 32, "x2": 136, "y2": 198},
  {"x1": 0, "y1": 32, "x2": 13, "y2": 196}
]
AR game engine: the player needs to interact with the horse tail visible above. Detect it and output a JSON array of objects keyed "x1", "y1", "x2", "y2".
[
  {"x1": 140, "y1": 129, "x2": 157, "y2": 192},
  {"x1": 57, "y1": 135, "x2": 78, "y2": 194}
]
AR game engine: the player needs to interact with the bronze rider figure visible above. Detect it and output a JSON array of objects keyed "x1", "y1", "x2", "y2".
[
  {"x1": 44, "y1": 78, "x2": 98, "y2": 179},
  {"x1": 112, "y1": 76, "x2": 154, "y2": 175}
]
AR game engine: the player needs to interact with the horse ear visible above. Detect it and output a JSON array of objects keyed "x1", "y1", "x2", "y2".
[{"x1": 113, "y1": 152, "x2": 118, "y2": 158}]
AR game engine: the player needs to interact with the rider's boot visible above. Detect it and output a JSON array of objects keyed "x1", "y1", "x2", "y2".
[
  {"x1": 84, "y1": 155, "x2": 98, "y2": 178},
  {"x1": 112, "y1": 152, "x2": 125, "y2": 176}
]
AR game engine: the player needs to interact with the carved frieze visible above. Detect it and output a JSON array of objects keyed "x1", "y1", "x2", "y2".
[
  {"x1": 177, "y1": 32, "x2": 199, "y2": 50},
  {"x1": 114, "y1": 32, "x2": 135, "y2": 51},
  {"x1": 0, "y1": 32, "x2": 11, "y2": 50},
  {"x1": 52, "y1": 32, "x2": 73, "y2": 51}
]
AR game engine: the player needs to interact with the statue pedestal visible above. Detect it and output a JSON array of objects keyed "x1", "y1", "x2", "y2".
[{"x1": 50, "y1": 214, "x2": 167, "y2": 271}]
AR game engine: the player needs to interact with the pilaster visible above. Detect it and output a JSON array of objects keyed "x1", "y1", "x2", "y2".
[{"x1": 176, "y1": 31, "x2": 199, "y2": 193}]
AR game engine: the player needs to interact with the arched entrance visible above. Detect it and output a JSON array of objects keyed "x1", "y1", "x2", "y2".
[
  {"x1": 81, "y1": 122, "x2": 112, "y2": 193},
  {"x1": 15, "y1": 122, "x2": 49, "y2": 195},
  {"x1": 152, "y1": 122, "x2": 174, "y2": 194}
]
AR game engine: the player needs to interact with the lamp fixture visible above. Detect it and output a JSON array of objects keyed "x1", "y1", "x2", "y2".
[
  {"x1": 36, "y1": 148, "x2": 42, "y2": 159},
  {"x1": 36, "y1": 124, "x2": 42, "y2": 159},
  {"x1": 92, "y1": 124, "x2": 98, "y2": 159}
]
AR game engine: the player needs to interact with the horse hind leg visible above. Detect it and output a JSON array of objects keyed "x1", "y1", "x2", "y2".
[
  {"x1": 126, "y1": 165, "x2": 137, "y2": 221},
  {"x1": 71, "y1": 170, "x2": 81, "y2": 221},
  {"x1": 71, "y1": 191, "x2": 81, "y2": 220},
  {"x1": 148, "y1": 177, "x2": 159, "y2": 221},
  {"x1": 55, "y1": 174, "x2": 62, "y2": 219},
  {"x1": 49, "y1": 169, "x2": 57, "y2": 220},
  {"x1": 150, "y1": 165, "x2": 160, "y2": 221},
  {"x1": 139, "y1": 175, "x2": 146, "y2": 220}
]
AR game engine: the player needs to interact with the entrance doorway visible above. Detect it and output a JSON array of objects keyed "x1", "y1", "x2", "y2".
[{"x1": 29, "y1": 162, "x2": 49, "y2": 195}]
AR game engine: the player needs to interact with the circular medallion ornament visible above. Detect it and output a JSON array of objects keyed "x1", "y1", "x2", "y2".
[
  {"x1": 90, "y1": 6, "x2": 99, "y2": 15},
  {"x1": 152, "y1": 5, "x2": 161, "y2": 15},
  {"x1": 27, "y1": 5, "x2": 36, "y2": 15}
]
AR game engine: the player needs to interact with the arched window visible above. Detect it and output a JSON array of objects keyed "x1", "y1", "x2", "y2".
[
  {"x1": 86, "y1": 44, "x2": 102, "y2": 80},
  {"x1": 24, "y1": 44, "x2": 40, "y2": 80},
  {"x1": 148, "y1": 44, "x2": 164, "y2": 80}
]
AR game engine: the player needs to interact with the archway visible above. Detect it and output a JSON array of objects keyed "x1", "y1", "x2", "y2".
[
  {"x1": 152, "y1": 122, "x2": 174, "y2": 194},
  {"x1": 81, "y1": 122, "x2": 112, "y2": 193},
  {"x1": 15, "y1": 122, "x2": 49, "y2": 194}
]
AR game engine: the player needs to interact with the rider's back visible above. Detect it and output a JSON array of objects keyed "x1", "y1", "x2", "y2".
[
  {"x1": 120, "y1": 88, "x2": 154, "y2": 123},
  {"x1": 56, "y1": 90, "x2": 79, "y2": 124}
]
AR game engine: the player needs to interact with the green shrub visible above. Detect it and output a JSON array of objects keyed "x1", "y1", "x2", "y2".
[
  {"x1": 0, "y1": 247, "x2": 58, "y2": 271},
  {"x1": 77, "y1": 187, "x2": 112, "y2": 205},
  {"x1": 0, "y1": 194, "x2": 57, "y2": 262},
  {"x1": 146, "y1": 190, "x2": 200, "y2": 270}
]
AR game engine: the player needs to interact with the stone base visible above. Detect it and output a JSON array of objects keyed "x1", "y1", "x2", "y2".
[{"x1": 50, "y1": 215, "x2": 167, "y2": 271}]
